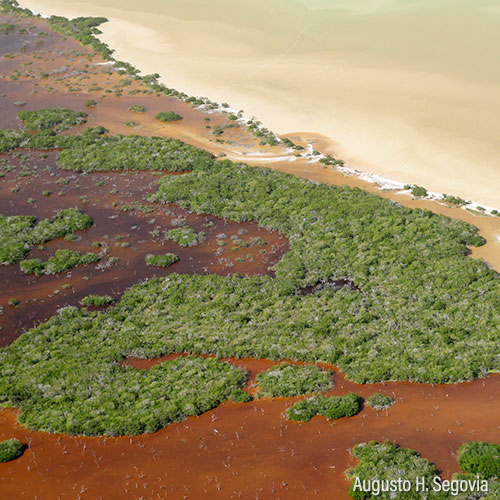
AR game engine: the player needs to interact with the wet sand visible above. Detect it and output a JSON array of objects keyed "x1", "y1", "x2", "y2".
[{"x1": 18, "y1": 0, "x2": 500, "y2": 209}]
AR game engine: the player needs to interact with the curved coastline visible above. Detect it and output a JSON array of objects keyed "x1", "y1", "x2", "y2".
[{"x1": 17, "y1": 0, "x2": 500, "y2": 212}]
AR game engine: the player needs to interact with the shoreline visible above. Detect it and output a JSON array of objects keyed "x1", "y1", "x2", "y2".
[
  {"x1": 17, "y1": 0, "x2": 500, "y2": 212},
  {"x1": 18, "y1": 0, "x2": 500, "y2": 215}
]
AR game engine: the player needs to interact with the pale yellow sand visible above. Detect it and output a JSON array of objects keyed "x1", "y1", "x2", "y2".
[{"x1": 20, "y1": 0, "x2": 500, "y2": 207}]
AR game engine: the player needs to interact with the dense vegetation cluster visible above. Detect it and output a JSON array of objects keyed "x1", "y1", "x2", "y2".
[
  {"x1": 366, "y1": 393, "x2": 394, "y2": 410},
  {"x1": 0, "y1": 208, "x2": 92, "y2": 264},
  {"x1": 1, "y1": 131, "x2": 500, "y2": 434},
  {"x1": 47, "y1": 15, "x2": 114, "y2": 60},
  {"x1": 458, "y1": 442, "x2": 500, "y2": 479},
  {"x1": 145, "y1": 253, "x2": 179, "y2": 267},
  {"x1": 256, "y1": 363, "x2": 332, "y2": 397},
  {"x1": 0, "y1": 438, "x2": 26, "y2": 463},
  {"x1": 128, "y1": 105, "x2": 146, "y2": 113},
  {"x1": 0, "y1": 344, "x2": 245, "y2": 436},
  {"x1": 20, "y1": 249, "x2": 101, "y2": 276},
  {"x1": 18, "y1": 108, "x2": 87, "y2": 131},
  {"x1": 287, "y1": 393, "x2": 360, "y2": 422},
  {"x1": 0, "y1": 130, "x2": 214, "y2": 172},
  {"x1": 442, "y1": 194, "x2": 468, "y2": 207}
]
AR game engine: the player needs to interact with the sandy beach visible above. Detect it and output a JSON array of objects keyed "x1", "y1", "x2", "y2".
[{"x1": 19, "y1": 0, "x2": 500, "y2": 209}]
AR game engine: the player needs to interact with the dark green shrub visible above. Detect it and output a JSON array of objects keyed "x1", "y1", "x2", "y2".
[
  {"x1": 287, "y1": 393, "x2": 361, "y2": 422},
  {"x1": 319, "y1": 392, "x2": 360, "y2": 419},
  {"x1": 19, "y1": 258, "x2": 45, "y2": 276},
  {"x1": 286, "y1": 398, "x2": 322, "y2": 422},
  {"x1": 212, "y1": 125, "x2": 223, "y2": 136},
  {"x1": 442, "y1": 194, "x2": 468, "y2": 206},
  {"x1": 458, "y1": 442, "x2": 500, "y2": 479},
  {"x1": 128, "y1": 105, "x2": 146, "y2": 112},
  {"x1": 410, "y1": 185, "x2": 428, "y2": 197},
  {"x1": 155, "y1": 111, "x2": 183, "y2": 122},
  {"x1": 0, "y1": 439, "x2": 26, "y2": 462},
  {"x1": 319, "y1": 154, "x2": 345, "y2": 167},
  {"x1": 256, "y1": 363, "x2": 332, "y2": 397}
]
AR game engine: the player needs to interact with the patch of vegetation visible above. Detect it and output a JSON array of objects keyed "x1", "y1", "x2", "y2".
[
  {"x1": 0, "y1": 208, "x2": 92, "y2": 264},
  {"x1": 128, "y1": 105, "x2": 146, "y2": 113},
  {"x1": 0, "y1": 0, "x2": 33, "y2": 17},
  {"x1": 346, "y1": 441, "x2": 444, "y2": 499},
  {"x1": 81, "y1": 295, "x2": 115, "y2": 306},
  {"x1": 442, "y1": 194, "x2": 468, "y2": 207},
  {"x1": 404, "y1": 184, "x2": 428, "y2": 197},
  {"x1": 145, "y1": 253, "x2": 179, "y2": 267},
  {"x1": 20, "y1": 250, "x2": 101, "y2": 276},
  {"x1": 280, "y1": 138, "x2": 304, "y2": 151},
  {"x1": 0, "y1": 129, "x2": 213, "y2": 172},
  {"x1": 18, "y1": 108, "x2": 87, "y2": 131},
  {"x1": 0, "y1": 22, "x2": 15, "y2": 31},
  {"x1": 287, "y1": 393, "x2": 361, "y2": 422},
  {"x1": 256, "y1": 363, "x2": 332, "y2": 397},
  {"x1": 247, "y1": 119, "x2": 279, "y2": 146},
  {"x1": 0, "y1": 439, "x2": 26, "y2": 463},
  {"x1": 85, "y1": 99, "x2": 98, "y2": 107},
  {"x1": 47, "y1": 15, "x2": 114, "y2": 60},
  {"x1": 57, "y1": 133, "x2": 213, "y2": 172},
  {"x1": 458, "y1": 442, "x2": 500, "y2": 479},
  {"x1": 212, "y1": 125, "x2": 224, "y2": 137},
  {"x1": 366, "y1": 393, "x2": 394, "y2": 410},
  {"x1": 0, "y1": 348, "x2": 245, "y2": 436},
  {"x1": 155, "y1": 111, "x2": 183, "y2": 122},
  {"x1": 319, "y1": 154, "x2": 345, "y2": 167},
  {"x1": 166, "y1": 227, "x2": 199, "y2": 247},
  {"x1": 124, "y1": 121, "x2": 138, "y2": 127}
]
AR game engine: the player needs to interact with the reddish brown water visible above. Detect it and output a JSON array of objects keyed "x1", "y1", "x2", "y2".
[
  {"x1": 0, "y1": 355, "x2": 499, "y2": 499},
  {"x1": 0, "y1": 149, "x2": 288, "y2": 346}
]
